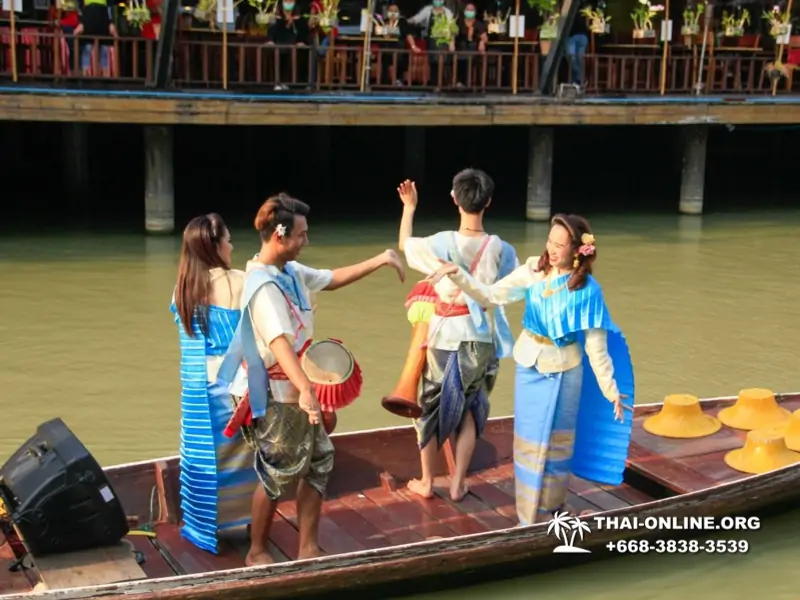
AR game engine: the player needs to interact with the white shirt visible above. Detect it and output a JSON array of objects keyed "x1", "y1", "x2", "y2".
[
  {"x1": 243, "y1": 260, "x2": 333, "y2": 404},
  {"x1": 403, "y1": 232, "x2": 512, "y2": 351},
  {"x1": 448, "y1": 256, "x2": 621, "y2": 402}
]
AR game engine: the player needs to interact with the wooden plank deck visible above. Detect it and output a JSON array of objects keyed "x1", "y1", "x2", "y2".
[
  {"x1": 136, "y1": 461, "x2": 654, "y2": 572},
  {"x1": 626, "y1": 395, "x2": 800, "y2": 494}
]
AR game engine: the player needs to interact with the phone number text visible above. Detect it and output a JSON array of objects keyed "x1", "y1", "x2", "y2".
[{"x1": 606, "y1": 539, "x2": 749, "y2": 554}]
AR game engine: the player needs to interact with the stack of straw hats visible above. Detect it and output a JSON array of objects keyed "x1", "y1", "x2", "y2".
[{"x1": 643, "y1": 388, "x2": 800, "y2": 475}]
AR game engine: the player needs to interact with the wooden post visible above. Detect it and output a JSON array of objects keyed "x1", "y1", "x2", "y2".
[
  {"x1": 144, "y1": 125, "x2": 175, "y2": 234},
  {"x1": 9, "y1": 1, "x2": 18, "y2": 83},
  {"x1": 771, "y1": 0, "x2": 794, "y2": 96},
  {"x1": 360, "y1": 0, "x2": 374, "y2": 92},
  {"x1": 222, "y1": 0, "x2": 228, "y2": 90},
  {"x1": 511, "y1": 0, "x2": 520, "y2": 95},
  {"x1": 658, "y1": 0, "x2": 671, "y2": 95},
  {"x1": 526, "y1": 126, "x2": 553, "y2": 221},
  {"x1": 679, "y1": 125, "x2": 708, "y2": 215}
]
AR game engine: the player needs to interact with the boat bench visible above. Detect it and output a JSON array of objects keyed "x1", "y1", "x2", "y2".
[{"x1": 23, "y1": 539, "x2": 147, "y2": 591}]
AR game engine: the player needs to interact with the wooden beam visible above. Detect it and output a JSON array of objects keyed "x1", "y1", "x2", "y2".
[
  {"x1": 150, "y1": 0, "x2": 181, "y2": 88},
  {"x1": 1, "y1": 93, "x2": 800, "y2": 126},
  {"x1": 539, "y1": 0, "x2": 580, "y2": 94}
]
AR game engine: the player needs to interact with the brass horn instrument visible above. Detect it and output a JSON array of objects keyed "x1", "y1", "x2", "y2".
[{"x1": 381, "y1": 281, "x2": 438, "y2": 419}]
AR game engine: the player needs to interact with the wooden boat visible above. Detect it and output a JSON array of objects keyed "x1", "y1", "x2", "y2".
[{"x1": 2, "y1": 391, "x2": 800, "y2": 600}]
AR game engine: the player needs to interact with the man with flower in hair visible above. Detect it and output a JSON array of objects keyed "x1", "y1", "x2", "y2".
[
  {"x1": 216, "y1": 193, "x2": 405, "y2": 566},
  {"x1": 396, "y1": 168, "x2": 518, "y2": 503}
]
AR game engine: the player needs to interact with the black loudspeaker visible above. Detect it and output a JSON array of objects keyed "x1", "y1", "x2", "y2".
[{"x1": 0, "y1": 418, "x2": 130, "y2": 556}]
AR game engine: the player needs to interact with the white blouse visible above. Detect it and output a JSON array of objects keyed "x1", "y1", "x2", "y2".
[{"x1": 447, "y1": 256, "x2": 621, "y2": 403}]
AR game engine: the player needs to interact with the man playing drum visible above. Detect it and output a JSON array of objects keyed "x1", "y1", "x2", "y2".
[
  {"x1": 397, "y1": 169, "x2": 518, "y2": 502},
  {"x1": 217, "y1": 193, "x2": 405, "y2": 566}
]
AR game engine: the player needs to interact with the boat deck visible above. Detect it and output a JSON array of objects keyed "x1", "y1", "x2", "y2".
[
  {"x1": 146, "y1": 466, "x2": 654, "y2": 574},
  {"x1": 1, "y1": 393, "x2": 799, "y2": 593}
]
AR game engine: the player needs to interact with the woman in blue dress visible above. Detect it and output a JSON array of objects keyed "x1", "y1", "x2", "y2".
[
  {"x1": 429, "y1": 214, "x2": 635, "y2": 525},
  {"x1": 170, "y1": 213, "x2": 259, "y2": 553}
]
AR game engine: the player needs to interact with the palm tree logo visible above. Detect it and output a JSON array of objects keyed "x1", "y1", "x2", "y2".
[{"x1": 548, "y1": 511, "x2": 592, "y2": 553}]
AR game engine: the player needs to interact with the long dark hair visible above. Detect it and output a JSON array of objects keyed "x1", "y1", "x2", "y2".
[
  {"x1": 536, "y1": 213, "x2": 596, "y2": 292},
  {"x1": 175, "y1": 213, "x2": 229, "y2": 337}
]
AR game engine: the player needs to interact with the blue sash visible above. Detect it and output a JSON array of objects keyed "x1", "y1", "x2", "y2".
[
  {"x1": 215, "y1": 263, "x2": 310, "y2": 418},
  {"x1": 522, "y1": 274, "x2": 636, "y2": 486},
  {"x1": 427, "y1": 231, "x2": 518, "y2": 358}
]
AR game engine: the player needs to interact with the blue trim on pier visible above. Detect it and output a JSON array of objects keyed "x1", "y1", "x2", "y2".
[{"x1": 2, "y1": 85, "x2": 800, "y2": 105}]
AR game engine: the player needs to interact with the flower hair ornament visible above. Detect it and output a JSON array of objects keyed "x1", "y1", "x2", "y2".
[
  {"x1": 573, "y1": 233, "x2": 596, "y2": 268},
  {"x1": 275, "y1": 223, "x2": 287, "y2": 238}
]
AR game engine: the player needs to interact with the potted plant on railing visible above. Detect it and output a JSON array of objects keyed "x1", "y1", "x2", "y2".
[
  {"x1": 720, "y1": 8, "x2": 749, "y2": 37},
  {"x1": 580, "y1": 4, "x2": 610, "y2": 34},
  {"x1": 762, "y1": 4, "x2": 790, "y2": 39},
  {"x1": 124, "y1": 0, "x2": 152, "y2": 28},
  {"x1": 308, "y1": 0, "x2": 340, "y2": 34},
  {"x1": 528, "y1": 0, "x2": 558, "y2": 54},
  {"x1": 631, "y1": 0, "x2": 663, "y2": 39},
  {"x1": 680, "y1": 1, "x2": 704, "y2": 40},
  {"x1": 430, "y1": 10, "x2": 459, "y2": 48},
  {"x1": 193, "y1": 0, "x2": 216, "y2": 24},
  {"x1": 484, "y1": 8, "x2": 511, "y2": 35},
  {"x1": 249, "y1": 0, "x2": 278, "y2": 26}
]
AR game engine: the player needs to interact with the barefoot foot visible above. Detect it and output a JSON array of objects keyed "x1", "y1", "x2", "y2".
[
  {"x1": 449, "y1": 479, "x2": 469, "y2": 502},
  {"x1": 245, "y1": 550, "x2": 274, "y2": 566},
  {"x1": 297, "y1": 545, "x2": 323, "y2": 560},
  {"x1": 407, "y1": 478, "x2": 434, "y2": 498}
]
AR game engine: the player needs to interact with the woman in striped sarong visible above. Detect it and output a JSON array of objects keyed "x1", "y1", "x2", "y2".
[
  {"x1": 428, "y1": 214, "x2": 635, "y2": 526},
  {"x1": 170, "y1": 213, "x2": 260, "y2": 554}
]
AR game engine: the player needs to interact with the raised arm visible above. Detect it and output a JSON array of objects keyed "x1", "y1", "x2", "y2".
[
  {"x1": 436, "y1": 256, "x2": 540, "y2": 308},
  {"x1": 397, "y1": 179, "x2": 418, "y2": 251}
]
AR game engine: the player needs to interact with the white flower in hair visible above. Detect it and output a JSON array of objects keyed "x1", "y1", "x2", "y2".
[{"x1": 275, "y1": 223, "x2": 287, "y2": 237}]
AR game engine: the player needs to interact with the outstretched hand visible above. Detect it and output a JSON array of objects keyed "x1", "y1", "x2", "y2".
[
  {"x1": 426, "y1": 261, "x2": 460, "y2": 285},
  {"x1": 613, "y1": 393, "x2": 633, "y2": 422},
  {"x1": 383, "y1": 249, "x2": 406, "y2": 283}
]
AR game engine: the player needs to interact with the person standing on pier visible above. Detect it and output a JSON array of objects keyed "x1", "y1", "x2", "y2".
[
  {"x1": 397, "y1": 169, "x2": 518, "y2": 502},
  {"x1": 171, "y1": 214, "x2": 260, "y2": 555},
  {"x1": 427, "y1": 214, "x2": 635, "y2": 525},
  {"x1": 216, "y1": 194, "x2": 405, "y2": 565}
]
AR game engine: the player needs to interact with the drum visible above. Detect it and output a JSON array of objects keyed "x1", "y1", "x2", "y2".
[{"x1": 301, "y1": 339, "x2": 363, "y2": 413}]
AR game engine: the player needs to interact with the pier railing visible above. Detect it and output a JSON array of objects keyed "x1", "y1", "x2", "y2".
[
  {"x1": 0, "y1": 26, "x2": 796, "y2": 96},
  {"x1": 0, "y1": 27, "x2": 155, "y2": 85}
]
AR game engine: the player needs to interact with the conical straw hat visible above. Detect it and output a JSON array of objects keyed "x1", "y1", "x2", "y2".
[
  {"x1": 783, "y1": 409, "x2": 800, "y2": 452},
  {"x1": 643, "y1": 394, "x2": 721, "y2": 439},
  {"x1": 724, "y1": 426, "x2": 800, "y2": 475},
  {"x1": 717, "y1": 388, "x2": 791, "y2": 431}
]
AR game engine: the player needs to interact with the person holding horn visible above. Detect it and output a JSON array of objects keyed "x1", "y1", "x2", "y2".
[
  {"x1": 427, "y1": 214, "x2": 635, "y2": 525},
  {"x1": 216, "y1": 193, "x2": 405, "y2": 566},
  {"x1": 394, "y1": 169, "x2": 518, "y2": 503}
]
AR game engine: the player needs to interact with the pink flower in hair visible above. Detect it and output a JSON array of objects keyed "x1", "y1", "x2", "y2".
[{"x1": 578, "y1": 233, "x2": 596, "y2": 257}]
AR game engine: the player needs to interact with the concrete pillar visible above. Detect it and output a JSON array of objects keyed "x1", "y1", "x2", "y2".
[
  {"x1": 144, "y1": 125, "x2": 175, "y2": 234},
  {"x1": 63, "y1": 123, "x2": 89, "y2": 202},
  {"x1": 679, "y1": 125, "x2": 708, "y2": 216},
  {"x1": 404, "y1": 126, "x2": 426, "y2": 187},
  {"x1": 314, "y1": 127, "x2": 333, "y2": 197},
  {"x1": 526, "y1": 126, "x2": 554, "y2": 222}
]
